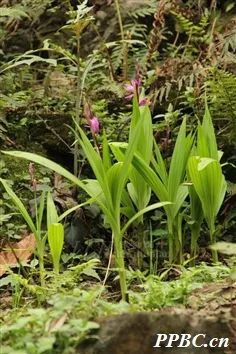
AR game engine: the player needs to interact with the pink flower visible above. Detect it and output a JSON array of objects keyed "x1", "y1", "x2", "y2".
[
  {"x1": 124, "y1": 65, "x2": 149, "y2": 106},
  {"x1": 124, "y1": 79, "x2": 140, "y2": 100},
  {"x1": 89, "y1": 116, "x2": 100, "y2": 134},
  {"x1": 139, "y1": 97, "x2": 149, "y2": 106},
  {"x1": 84, "y1": 100, "x2": 100, "y2": 135}
]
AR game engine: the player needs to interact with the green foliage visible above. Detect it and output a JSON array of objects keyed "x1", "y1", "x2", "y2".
[
  {"x1": 126, "y1": 1, "x2": 157, "y2": 20},
  {"x1": 171, "y1": 9, "x2": 210, "y2": 45},
  {"x1": 1, "y1": 289, "x2": 100, "y2": 354},
  {"x1": 122, "y1": 117, "x2": 194, "y2": 263},
  {"x1": 0, "y1": 0, "x2": 235, "y2": 315},
  {"x1": 2, "y1": 98, "x2": 169, "y2": 300},
  {"x1": 0, "y1": 178, "x2": 47, "y2": 285},
  {"x1": 1, "y1": 260, "x2": 231, "y2": 353},
  {"x1": 205, "y1": 69, "x2": 236, "y2": 145},
  {"x1": 0, "y1": 52, "x2": 57, "y2": 74},
  {"x1": 128, "y1": 262, "x2": 230, "y2": 310},
  {"x1": 0, "y1": 6, "x2": 29, "y2": 19},
  {"x1": 188, "y1": 104, "x2": 227, "y2": 262},
  {"x1": 48, "y1": 224, "x2": 64, "y2": 275},
  {"x1": 73, "y1": 99, "x2": 169, "y2": 299},
  {"x1": 0, "y1": 176, "x2": 94, "y2": 281}
]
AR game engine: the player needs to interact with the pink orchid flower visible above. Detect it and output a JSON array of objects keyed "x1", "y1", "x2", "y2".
[
  {"x1": 84, "y1": 101, "x2": 100, "y2": 135},
  {"x1": 124, "y1": 79, "x2": 140, "y2": 100},
  {"x1": 89, "y1": 116, "x2": 100, "y2": 135},
  {"x1": 124, "y1": 65, "x2": 149, "y2": 106}
]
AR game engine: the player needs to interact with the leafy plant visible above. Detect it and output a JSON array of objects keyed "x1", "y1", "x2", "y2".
[
  {"x1": 110, "y1": 95, "x2": 153, "y2": 267},
  {"x1": 0, "y1": 178, "x2": 93, "y2": 283},
  {"x1": 2, "y1": 97, "x2": 169, "y2": 300},
  {"x1": 1, "y1": 289, "x2": 100, "y2": 354},
  {"x1": 113, "y1": 116, "x2": 193, "y2": 263},
  {"x1": 68, "y1": 98, "x2": 169, "y2": 300},
  {"x1": 0, "y1": 178, "x2": 47, "y2": 285},
  {"x1": 187, "y1": 103, "x2": 227, "y2": 262},
  {"x1": 205, "y1": 69, "x2": 236, "y2": 146},
  {"x1": 48, "y1": 224, "x2": 64, "y2": 274},
  {"x1": 128, "y1": 262, "x2": 230, "y2": 310}
]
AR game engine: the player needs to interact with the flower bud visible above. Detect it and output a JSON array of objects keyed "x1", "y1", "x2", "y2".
[{"x1": 89, "y1": 116, "x2": 100, "y2": 134}]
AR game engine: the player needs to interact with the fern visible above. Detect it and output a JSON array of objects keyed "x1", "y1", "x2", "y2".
[
  {"x1": 205, "y1": 69, "x2": 236, "y2": 144},
  {"x1": 127, "y1": 0, "x2": 157, "y2": 20},
  {"x1": 110, "y1": 41, "x2": 124, "y2": 71},
  {"x1": 171, "y1": 9, "x2": 210, "y2": 43},
  {"x1": 0, "y1": 6, "x2": 29, "y2": 19},
  {"x1": 91, "y1": 99, "x2": 130, "y2": 141},
  {"x1": 223, "y1": 28, "x2": 236, "y2": 53},
  {"x1": 123, "y1": 23, "x2": 148, "y2": 40},
  {"x1": 21, "y1": 0, "x2": 54, "y2": 21}
]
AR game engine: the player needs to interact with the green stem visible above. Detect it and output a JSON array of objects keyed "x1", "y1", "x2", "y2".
[
  {"x1": 91, "y1": 22, "x2": 115, "y2": 80},
  {"x1": 137, "y1": 222, "x2": 144, "y2": 269},
  {"x1": 34, "y1": 192, "x2": 45, "y2": 286},
  {"x1": 167, "y1": 220, "x2": 174, "y2": 263},
  {"x1": 190, "y1": 225, "x2": 200, "y2": 266},
  {"x1": 38, "y1": 248, "x2": 45, "y2": 287},
  {"x1": 114, "y1": 0, "x2": 124, "y2": 41},
  {"x1": 210, "y1": 225, "x2": 218, "y2": 263},
  {"x1": 74, "y1": 37, "x2": 81, "y2": 177},
  {"x1": 176, "y1": 215, "x2": 183, "y2": 264},
  {"x1": 114, "y1": 0, "x2": 128, "y2": 80},
  {"x1": 113, "y1": 231, "x2": 127, "y2": 301}
]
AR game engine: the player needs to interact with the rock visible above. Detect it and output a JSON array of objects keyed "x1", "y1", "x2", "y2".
[{"x1": 78, "y1": 308, "x2": 236, "y2": 354}]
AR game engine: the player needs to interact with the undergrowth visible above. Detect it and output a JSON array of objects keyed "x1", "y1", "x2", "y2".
[{"x1": 0, "y1": 262, "x2": 232, "y2": 354}]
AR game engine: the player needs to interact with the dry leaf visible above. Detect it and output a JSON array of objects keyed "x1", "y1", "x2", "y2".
[
  {"x1": 46, "y1": 313, "x2": 68, "y2": 333},
  {"x1": 0, "y1": 234, "x2": 36, "y2": 276}
]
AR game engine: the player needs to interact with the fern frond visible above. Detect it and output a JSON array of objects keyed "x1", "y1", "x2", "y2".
[
  {"x1": 127, "y1": 0, "x2": 157, "y2": 20},
  {"x1": 205, "y1": 68, "x2": 236, "y2": 143}
]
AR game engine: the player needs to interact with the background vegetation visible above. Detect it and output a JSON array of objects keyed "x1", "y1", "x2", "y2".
[{"x1": 0, "y1": 0, "x2": 236, "y2": 353}]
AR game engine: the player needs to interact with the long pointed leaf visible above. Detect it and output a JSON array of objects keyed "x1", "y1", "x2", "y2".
[
  {"x1": 121, "y1": 201, "x2": 171, "y2": 236},
  {"x1": 0, "y1": 178, "x2": 37, "y2": 237}
]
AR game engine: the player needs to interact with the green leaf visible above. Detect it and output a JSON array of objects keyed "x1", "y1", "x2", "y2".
[
  {"x1": 0, "y1": 178, "x2": 37, "y2": 238},
  {"x1": 1, "y1": 151, "x2": 84, "y2": 188},
  {"x1": 58, "y1": 195, "x2": 97, "y2": 221},
  {"x1": 168, "y1": 117, "x2": 193, "y2": 201},
  {"x1": 77, "y1": 126, "x2": 113, "y2": 210},
  {"x1": 188, "y1": 156, "x2": 226, "y2": 232},
  {"x1": 47, "y1": 192, "x2": 58, "y2": 228},
  {"x1": 48, "y1": 223, "x2": 64, "y2": 274},
  {"x1": 37, "y1": 191, "x2": 46, "y2": 235},
  {"x1": 152, "y1": 141, "x2": 168, "y2": 185},
  {"x1": 0, "y1": 7, "x2": 29, "y2": 19},
  {"x1": 197, "y1": 100, "x2": 218, "y2": 160},
  {"x1": 121, "y1": 201, "x2": 171, "y2": 236},
  {"x1": 0, "y1": 55, "x2": 57, "y2": 74},
  {"x1": 102, "y1": 131, "x2": 112, "y2": 171}
]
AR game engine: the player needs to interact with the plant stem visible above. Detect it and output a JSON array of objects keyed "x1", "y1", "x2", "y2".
[
  {"x1": 210, "y1": 225, "x2": 218, "y2": 262},
  {"x1": 34, "y1": 191, "x2": 45, "y2": 286},
  {"x1": 177, "y1": 221, "x2": 183, "y2": 265},
  {"x1": 168, "y1": 220, "x2": 174, "y2": 263},
  {"x1": 190, "y1": 225, "x2": 201, "y2": 265},
  {"x1": 91, "y1": 22, "x2": 115, "y2": 80},
  {"x1": 114, "y1": 0, "x2": 128, "y2": 80},
  {"x1": 38, "y1": 249, "x2": 45, "y2": 287},
  {"x1": 113, "y1": 231, "x2": 127, "y2": 301},
  {"x1": 114, "y1": 0, "x2": 124, "y2": 42},
  {"x1": 74, "y1": 36, "x2": 81, "y2": 177},
  {"x1": 137, "y1": 222, "x2": 144, "y2": 269}
]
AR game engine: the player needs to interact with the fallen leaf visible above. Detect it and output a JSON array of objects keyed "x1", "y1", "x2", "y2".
[
  {"x1": 46, "y1": 313, "x2": 68, "y2": 333},
  {"x1": 0, "y1": 234, "x2": 36, "y2": 276}
]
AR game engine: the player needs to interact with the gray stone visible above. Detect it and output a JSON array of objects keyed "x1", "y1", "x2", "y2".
[{"x1": 79, "y1": 309, "x2": 236, "y2": 354}]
